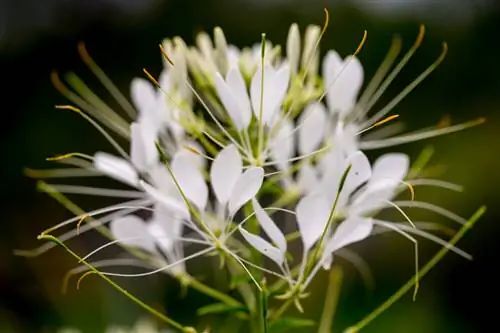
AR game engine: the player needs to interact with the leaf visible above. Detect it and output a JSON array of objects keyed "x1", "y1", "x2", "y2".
[
  {"x1": 197, "y1": 302, "x2": 248, "y2": 316},
  {"x1": 269, "y1": 317, "x2": 316, "y2": 333}
]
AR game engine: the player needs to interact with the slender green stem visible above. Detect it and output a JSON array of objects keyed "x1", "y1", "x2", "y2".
[
  {"x1": 39, "y1": 234, "x2": 194, "y2": 333},
  {"x1": 343, "y1": 206, "x2": 486, "y2": 333},
  {"x1": 318, "y1": 266, "x2": 344, "y2": 333},
  {"x1": 182, "y1": 275, "x2": 244, "y2": 308}
]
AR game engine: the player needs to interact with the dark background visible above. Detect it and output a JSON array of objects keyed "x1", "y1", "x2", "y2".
[{"x1": 1, "y1": 0, "x2": 499, "y2": 332}]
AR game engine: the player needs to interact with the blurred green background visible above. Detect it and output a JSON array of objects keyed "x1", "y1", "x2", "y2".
[{"x1": 1, "y1": 0, "x2": 499, "y2": 332}]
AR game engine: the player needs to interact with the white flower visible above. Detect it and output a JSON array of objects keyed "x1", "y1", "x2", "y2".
[
  {"x1": 215, "y1": 63, "x2": 291, "y2": 130},
  {"x1": 110, "y1": 203, "x2": 186, "y2": 276},
  {"x1": 210, "y1": 144, "x2": 264, "y2": 220}
]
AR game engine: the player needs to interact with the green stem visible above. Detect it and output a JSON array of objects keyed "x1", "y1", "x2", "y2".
[
  {"x1": 318, "y1": 266, "x2": 343, "y2": 333},
  {"x1": 39, "y1": 234, "x2": 195, "y2": 333},
  {"x1": 182, "y1": 275, "x2": 243, "y2": 308},
  {"x1": 343, "y1": 206, "x2": 486, "y2": 333}
]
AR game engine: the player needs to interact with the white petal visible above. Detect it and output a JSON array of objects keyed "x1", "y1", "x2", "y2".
[
  {"x1": 250, "y1": 64, "x2": 289, "y2": 126},
  {"x1": 228, "y1": 167, "x2": 264, "y2": 216},
  {"x1": 140, "y1": 181, "x2": 189, "y2": 219},
  {"x1": 226, "y1": 67, "x2": 252, "y2": 128},
  {"x1": 110, "y1": 215, "x2": 156, "y2": 253},
  {"x1": 295, "y1": 194, "x2": 331, "y2": 251},
  {"x1": 239, "y1": 227, "x2": 284, "y2": 266},
  {"x1": 148, "y1": 204, "x2": 183, "y2": 253},
  {"x1": 350, "y1": 179, "x2": 398, "y2": 216},
  {"x1": 94, "y1": 152, "x2": 138, "y2": 187},
  {"x1": 298, "y1": 102, "x2": 327, "y2": 155},
  {"x1": 130, "y1": 121, "x2": 158, "y2": 172},
  {"x1": 131, "y1": 78, "x2": 157, "y2": 115},
  {"x1": 270, "y1": 117, "x2": 294, "y2": 171},
  {"x1": 343, "y1": 151, "x2": 372, "y2": 195},
  {"x1": 171, "y1": 151, "x2": 208, "y2": 210},
  {"x1": 322, "y1": 253, "x2": 333, "y2": 270},
  {"x1": 323, "y1": 51, "x2": 363, "y2": 117},
  {"x1": 180, "y1": 141, "x2": 206, "y2": 169},
  {"x1": 323, "y1": 217, "x2": 373, "y2": 256},
  {"x1": 210, "y1": 145, "x2": 242, "y2": 205},
  {"x1": 214, "y1": 69, "x2": 251, "y2": 130},
  {"x1": 252, "y1": 199, "x2": 287, "y2": 253},
  {"x1": 370, "y1": 153, "x2": 409, "y2": 184},
  {"x1": 297, "y1": 162, "x2": 319, "y2": 194}
]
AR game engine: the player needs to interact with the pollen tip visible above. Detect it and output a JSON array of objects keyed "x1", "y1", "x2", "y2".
[
  {"x1": 159, "y1": 44, "x2": 175, "y2": 66},
  {"x1": 77, "y1": 41, "x2": 92, "y2": 64}
]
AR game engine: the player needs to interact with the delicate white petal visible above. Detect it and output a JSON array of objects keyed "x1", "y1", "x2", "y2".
[
  {"x1": 210, "y1": 145, "x2": 242, "y2": 205},
  {"x1": 130, "y1": 121, "x2": 158, "y2": 172},
  {"x1": 131, "y1": 78, "x2": 157, "y2": 115},
  {"x1": 297, "y1": 162, "x2": 319, "y2": 194},
  {"x1": 323, "y1": 217, "x2": 373, "y2": 256},
  {"x1": 350, "y1": 179, "x2": 398, "y2": 216},
  {"x1": 171, "y1": 151, "x2": 208, "y2": 210},
  {"x1": 130, "y1": 122, "x2": 147, "y2": 171},
  {"x1": 323, "y1": 51, "x2": 364, "y2": 117},
  {"x1": 252, "y1": 198, "x2": 287, "y2": 253},
  {"x1": 270, "y1": 118, "x2": 294, "y2": 171},
  {"x1": 342, "y1": 151, "x2": 372, "y2": 195},
  {"x1": 228, "y1": 167, "x2": 264, "y2": 216},
  {"x1": 250, "y1": 64, "x2": 289, "y2": 126},
  {"x1": 148, "y1": 204, "x2": 183, "y2": 253},
  {"x1": 239, "y1": 227, "x2": 284, "y2": 266},
  {"x1": 140, "y1": 181, "x2": 189, "y2": 219},
  {"x1": 110, "y1": 215, "x2": 156, "y2": 253},
  {"x1": 94, "y1": 152, "x2": 138, "y2": 187},
  {"x1": 215, "y1": 72, "x2": 245, "y2": 129},
  {"x1": 298, "y1": 102, "x2": 327, "y2": 155},
  {"x1": 272, "y1": 64, "x2": 291, "y2": 115},
  {"x1": 322, "y1": 253, "x2": 333, "y2": 270},
  {"x1": 181, "y1": 141, "x2": 206, "y2": 169},
  {"x1": 295, "y1": 194, "x2": 331, "y2": 251},
  {"x1": 226, "y1": 67, "x2": 252, "y2": 128},
  {"x1": 370, "y1": 153, "x2": 409, "y2": 184}
]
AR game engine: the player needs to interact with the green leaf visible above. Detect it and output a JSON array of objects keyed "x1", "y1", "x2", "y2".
[
  {"x1": 197, "y1": 302, "x2": 248, "y2": 316},
  {"x1": 269, "y1": 317, "x2": 316, "y2": 333}
]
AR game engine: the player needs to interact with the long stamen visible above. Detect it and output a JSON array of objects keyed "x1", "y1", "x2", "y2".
[
  {"x1": 362, "y1": 42, "x2": 449, "y2": 128},
  {"x1": 383, "y1": 200, "x2": 417, "y2": 229},
  {"x1": 408, "y1": 179, "x2": 463, "y2": 192},
  {"x1": 354, "y1": 35, "x2": 403, "y2": 120},
  {"x1": 362, "y1": 25, "x2": 426, "y2": 118},
  {"x1": 41, "y1": 202, "x2": 151, "y2": 235},
  {"x1": 47, "y1": 184, "x2": 144, "y2": 198},
  {"x1": 360, "y1": 118, "x2": 485, "y2": 150},
  {"x1": 356, "y1": 114, "x2": 400, "y2": 136},
  {"x1": 393, "y1": 200, "x2": 467, "y2": 225},
  {"x1": 63, "y1": 258, "x2": 154, "y2": 293},
  {"x1": 80, "y1": 236, "x2": 211, "y2": 263},
  {"x1": 80, "y1": 246, "x2": 214, "y2": 278},
  {"x1": 372, "y1": 220, "x2": 420, "y2": 300},
  {"x1": 50, "y1": 71, "x2": 130, "y2": 138},
  {"x1": 77, "y1": 42, "x2": 137, "y2": 118},
  {"x1": 158, "y1": 48, "x2": 248, "y2": 155},
  {"x1": 25, "y1": 168, "x2": 99, "y2": 179},
  {"x1": 55, "y1": 105, "x2": 129, "y2": 160}
]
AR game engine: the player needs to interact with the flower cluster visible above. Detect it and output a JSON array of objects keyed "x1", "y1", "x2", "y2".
[{"x1": 22, "y1": 16, "x2": 483, "y2": 333}]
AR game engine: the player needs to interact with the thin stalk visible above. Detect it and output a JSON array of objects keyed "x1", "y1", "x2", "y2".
[
  {"x1": 343, "y1": 206, "x2": 486, "y2": 333},
  {"x1": 318, "y1": 266, "x2": 344, "y2": 333},
  {"x1": 39, "y1": 234, "x2": 194, "y2": 333}
]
